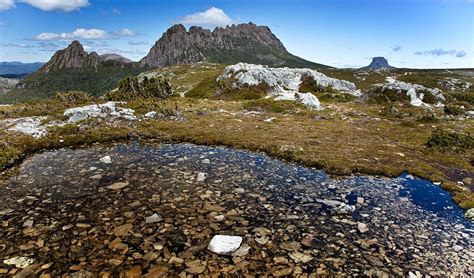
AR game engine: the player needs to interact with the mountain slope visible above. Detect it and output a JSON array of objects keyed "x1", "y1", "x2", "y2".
[{"x1": 140, "y1": 23, "x2": 329, "y2": 69}]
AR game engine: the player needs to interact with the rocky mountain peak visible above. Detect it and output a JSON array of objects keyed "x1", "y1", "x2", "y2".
[
  {"x1": 39, "y1": 40, "x2": 100, "y2": 74},
  {"x1": 365, "y1": 57, "x2": 393, "y2": 69},
  {"x1": 139, "y1": 22, "x2": 322, "y2": 68}
]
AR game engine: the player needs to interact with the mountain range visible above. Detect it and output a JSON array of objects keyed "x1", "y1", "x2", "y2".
[
  {"x1": 0, "y1": 61, "x2": 44, "y2": 76},
  {"x1": 11, "y1": 23, "x2": 329, "y2": 99}
]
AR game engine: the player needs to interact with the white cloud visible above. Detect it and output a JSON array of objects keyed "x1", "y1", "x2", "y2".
[
  {"x1": 34, "y1": 28, "x2": 136, "y2": 41},
  {"x1": 0, "y1": 0, "x2": 88, "y2": 11},
  {"x1": 414, "y1": 48, "x2": 467, "y2": 58},
  {"x1": 19, "y1": 0, "x2": 89, "y2": 11},
  {"x1": 35, "y1": 28, "x2": 107, "y2": 40},
  {"x1": 113, "y1": 28, "x2": 135, "y2": 37},
  {"x1": 0, "y1": 0, "x2": 15, "y2": 11},
  {"x1": 178, "y1": 7, "x2": 233, "y2": 27}
]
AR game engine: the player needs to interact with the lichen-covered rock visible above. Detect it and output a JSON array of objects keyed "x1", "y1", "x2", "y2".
[
  {"x1": 3, "y1": 116, "x2": 48, "y2": 138},
  {"x1": 217, "y1": 63, "x2": 360, "y2": 109},
  {"x1": 383, "y1": 77, "x2": 445, "y2": 106},
  {"x1": 63, "y1": 101, "x2": 136, "y2": 123}
]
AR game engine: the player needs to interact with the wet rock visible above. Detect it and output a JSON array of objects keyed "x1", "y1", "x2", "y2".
[
  {"x1": 106, "y1": 181, "x2": 129, "y2": 190},
  {"x1": 197, "y1": 172, "x2": 207, "y2": 182},
  {"x1": 289, "y1": 251, "x2": 312, "y2": 264},
  {"x1": 232, "y1": 244, "x2": 250, "y2": 257},
  {"x1": 100, "y1": 156, "x2": 112, "y2": 164},
  {"x1": 145, "y1": 213, "x2": 163, "y2": 224},
  {"x1": 465, "y1": 208, "x2": 474, "y2": 220},
  {"x1": 124, "y1": 266, "x2": 142, "y2": 278},
  {"x1": 114, "y1": 224, "x2": 133, "y2": 237},
  {"x1": 208, "y1": 235, "x2": 243, "y2": 255},
  {"x1": 3, "y1": 257, "x2": 35, "y2": 268},
  {"x1": 358, "y1": 222, "x2": 369, "y2": 233}
]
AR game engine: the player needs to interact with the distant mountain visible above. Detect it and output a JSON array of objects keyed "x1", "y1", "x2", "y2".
[
  {"x1": 363, "y1": 57, "x2": 393, "y2": 69},
  {"x1": 100, "y1": 54, "x2": 132, "y2": 64},
  {"x1": 140, "y1": 23, "x2": 329, "y2": 69},
  {"x1": 0, "y1": 61, "x2": 44, "y2": 75},
  {"x1": 16, "y1": 41, "x2": 144, "y2": 98}
]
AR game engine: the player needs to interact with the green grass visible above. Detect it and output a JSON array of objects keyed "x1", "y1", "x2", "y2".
[{"x1": 185, "y1": 74, "x2": 219, "y2": 99}]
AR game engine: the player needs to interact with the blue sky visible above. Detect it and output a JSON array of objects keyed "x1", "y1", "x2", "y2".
[{"x1": 0, "y1": 0, "x2": 473, "y2": 68}]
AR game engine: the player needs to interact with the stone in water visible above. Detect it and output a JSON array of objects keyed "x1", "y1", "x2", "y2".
[
  {"x1": 100, "y1": 156, "x2": 112, "y2": 164},
  {"x1": 145, "y1": 213, "x2": 163, "y2": 224},
  {"x1": 208, "y1": 235, "x2": 242, "y2": 255}
]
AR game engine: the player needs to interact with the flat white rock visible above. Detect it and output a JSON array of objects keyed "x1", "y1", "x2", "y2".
[
  {"x1": 100, "y1": 156, "x2": 112, "y2": 164},
  {"x1": 145, "y1": 213, "x2": 163, "y2": 223},
  {"x1": 208, "y1": 235, "x2": 243, "y2": 255},
  {"x1": 4, "y1": 256, "x2": 35, "y2": 268}
]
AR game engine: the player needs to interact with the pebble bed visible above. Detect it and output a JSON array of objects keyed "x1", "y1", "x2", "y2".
[{"x1": 0, "y1": 142, "x2": 472, "y2": 276}]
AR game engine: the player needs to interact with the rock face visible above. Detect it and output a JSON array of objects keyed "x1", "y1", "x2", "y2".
[
  {"x1": 140, "y1": 23, "x2": 327, "y2": 68},
  {"x1": 217, "y1": 63, "x2": 361, "y2": 109},
  {"x1": 38, "y1": 41, "x2": 101, "y2": 74},
  {"x1": 364, "y1": 57, "x2": 393, "y2": 69}
]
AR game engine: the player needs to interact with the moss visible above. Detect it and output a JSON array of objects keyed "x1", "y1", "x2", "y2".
[{"x1": 426, "y1": 128, "x2": 474, "y2": 153}]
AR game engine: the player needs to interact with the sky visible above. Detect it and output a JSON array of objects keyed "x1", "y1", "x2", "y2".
[{"x1": 0, "y1": 0, "x2": 473, "y2": 68}]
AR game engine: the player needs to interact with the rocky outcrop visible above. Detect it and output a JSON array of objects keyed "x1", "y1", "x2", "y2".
[
  {"x1": 364, "y1": 57, "x2": 393, "y2": 70},
  {"x1": 140, "y1": 23, "x2": 326, "y2": 68},
  {"x1": 383, "y1": 77, "x2": 444, "y2": 106},
  {"x1": 217, "y1": 63, "x2": 361, "y2": 109},
  {"x1": 38, "y1": 41, "x2": 101, "y2": 74}
]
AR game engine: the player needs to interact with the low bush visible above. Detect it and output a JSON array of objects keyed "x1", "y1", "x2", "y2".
[
  {"x1": 299, "y1": 74, "x2": 355, "y2": 103},
  {"x1": 366, "y1": 87, "x2": 410, "y2": 105},
  {"x1": 54, "y1": 91, "x2": 92, "y2": 103},
  {"x1": 417, "y1": 114, "x2": 439, "y2": 123},
  {"x1": 105, "y1": 76, "x2": 173, "y2": 101},
  {"x1": 216, "y1": 78, "x2": 269, "y2": 100},
  {"x1": 444, "y1": 105, "x2": 464, "y2": 116},
  {"x1": 426, "y1": 128, "x2": 474, "y2": 153}
]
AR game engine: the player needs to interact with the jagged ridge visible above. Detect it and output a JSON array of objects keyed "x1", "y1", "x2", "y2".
[{"x1": 140, "y1": 23, "x2": 328, "y2": 69}]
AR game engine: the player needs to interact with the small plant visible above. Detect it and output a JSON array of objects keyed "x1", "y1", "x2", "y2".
[{"x1": 426, "y1": 128, "x2": 474, "y2": 153}]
